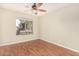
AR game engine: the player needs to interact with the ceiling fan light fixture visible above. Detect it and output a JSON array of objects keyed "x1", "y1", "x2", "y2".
[{"x1": 32, "y1": 9, "x2": 38, "y2": 15}]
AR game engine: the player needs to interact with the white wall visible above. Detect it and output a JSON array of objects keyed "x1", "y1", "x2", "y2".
[
  {"x1": 40, "y1": 4, "x2": 79, "y2": 51},
  {"x1": 0, "y1": 8, "x2": 3, "y2": 43},
  {"x1": 0, "y1": 8, "x2": 39, "y2": 45},
  {"x1": 0, "y1": 10, "x2": 1, "y2": 41}
]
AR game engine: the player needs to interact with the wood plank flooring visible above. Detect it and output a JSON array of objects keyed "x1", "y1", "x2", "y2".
[{"x1": 0, "y1": 39, "x2": 79, "y2": 56}]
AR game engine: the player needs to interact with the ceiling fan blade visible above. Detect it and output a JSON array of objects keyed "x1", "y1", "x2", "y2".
[
  {"x1": 38, "y1": 9, "x2": 46, "y2": 12},
  {"x1": 36, "y1": 3, "x2": 43, "y2": 7}
]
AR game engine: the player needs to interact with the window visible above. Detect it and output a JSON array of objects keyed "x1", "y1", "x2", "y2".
[{"x1": 16, "y1": 17, "x2": 33, "y2": 35}]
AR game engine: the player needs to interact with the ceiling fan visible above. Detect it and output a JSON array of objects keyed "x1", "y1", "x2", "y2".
[
  {"x1": 32, "y1": 3, "x2": 46, "y2": 15},
  {"x1": 32, "y1": 3, "x2": 46, "y2": 12},
  {"x1": 25, "y1": 3, "x2": 46, "y2": 15}
]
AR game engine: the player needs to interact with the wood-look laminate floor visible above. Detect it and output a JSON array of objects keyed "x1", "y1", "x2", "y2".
[{"x1": 0, "y1": 39, "x2": 79, "y2": 56}]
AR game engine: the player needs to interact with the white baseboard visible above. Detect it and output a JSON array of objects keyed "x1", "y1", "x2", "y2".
[
  {"x1": 0, "y1": 39, "x2": 37, "y2": 46},
  {"x1": 43, "y1": 39, "x2": 79, "y2": 53},
  {"x1": 0, "y1": 39, "x2": 79, "y2": 53}
]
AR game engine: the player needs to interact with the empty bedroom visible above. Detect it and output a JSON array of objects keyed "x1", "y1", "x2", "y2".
[{"x1": 0, "y1": 3, "x2": 79, "y2": 56}]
